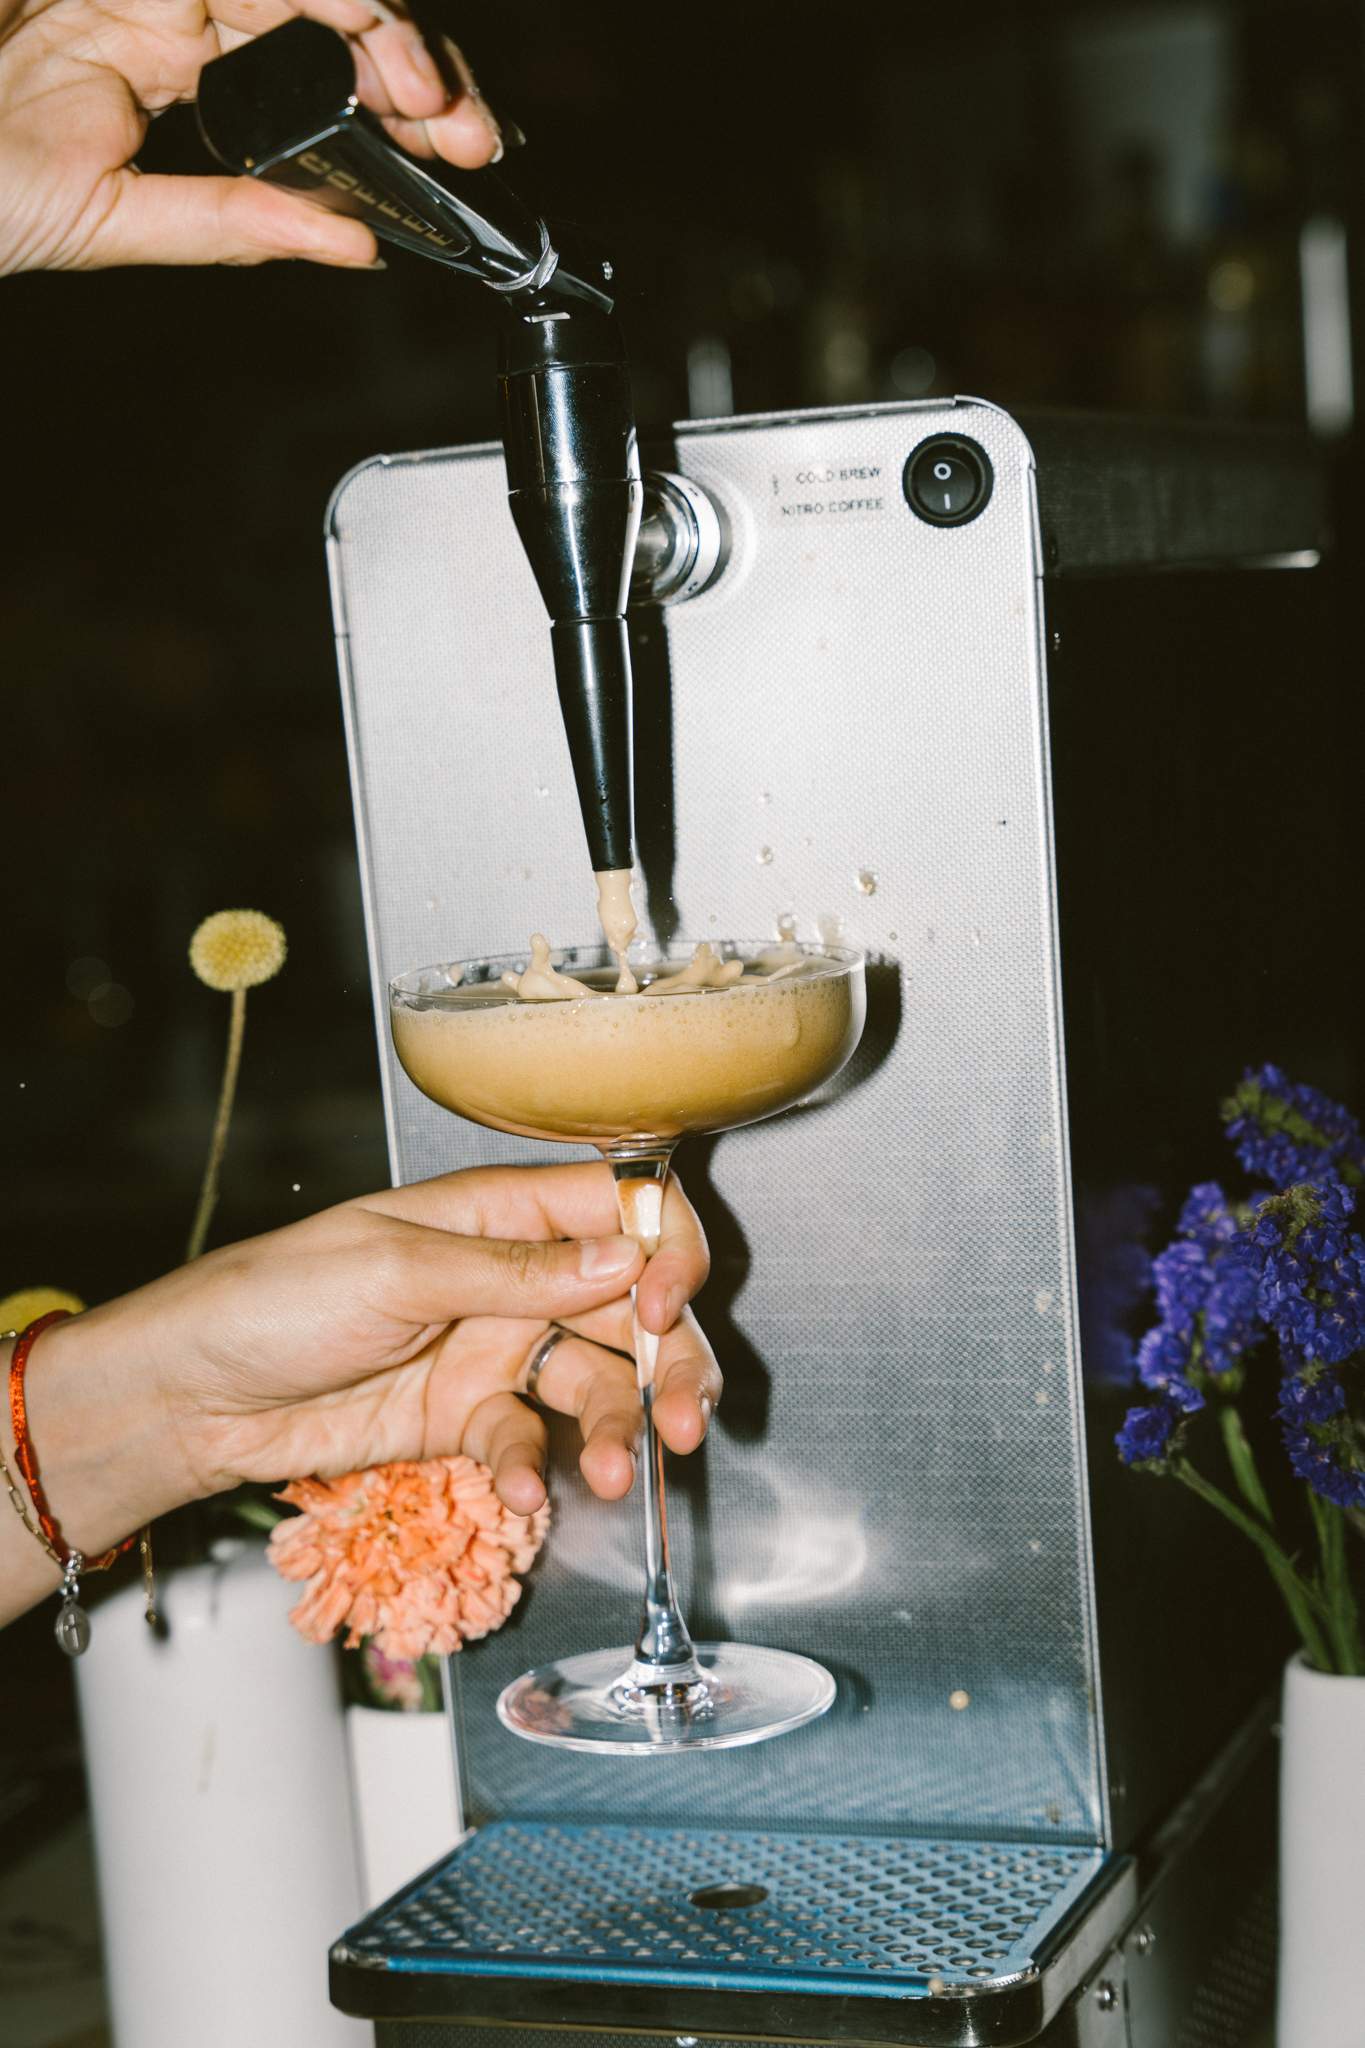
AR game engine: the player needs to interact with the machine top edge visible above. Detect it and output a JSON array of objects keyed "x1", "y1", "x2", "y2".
[{"x1": 325, "y1": 396, "x2": 1325, "y2": 574}]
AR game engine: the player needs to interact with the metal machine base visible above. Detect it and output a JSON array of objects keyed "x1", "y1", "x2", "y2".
[
  {"x1": 333, "y1": 1822, "x2": 1132, "y2": 2043},
  {"x1": 334, "y1": 1710, "x2": 1277, "y2": 2046}
]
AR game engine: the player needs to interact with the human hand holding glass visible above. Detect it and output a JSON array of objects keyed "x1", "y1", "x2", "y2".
[{"x1": 390, "y1": 939, "x2": 867, "y2": 1752}]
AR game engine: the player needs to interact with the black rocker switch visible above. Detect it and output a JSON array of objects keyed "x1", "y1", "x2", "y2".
[{"x1": 903, "y1": 435, "x2": 994, "y2": 527}]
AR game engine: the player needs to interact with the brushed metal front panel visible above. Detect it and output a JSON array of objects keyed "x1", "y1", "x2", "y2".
[{"x1": 328, "y1": 399, "x2": 1103, "y2": 1844}]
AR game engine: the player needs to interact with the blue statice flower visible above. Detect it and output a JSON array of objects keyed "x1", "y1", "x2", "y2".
[
  {"x1": 1152, "y1": 1239, "x2": 1212, "y2": 1331},
  {"x1": 1076, "y1": 1184, "x2": 1161, "y2": 1388},
  {"x1": 1254, "y1": 1183, "x2": 1365, "y2": 1367},
  {"x1": 1278, "y1": 1388, "x2": 1365, "y2": 1510},
  {"x1": 1138, "y1": 1190, "x2": 1265, "y2": 1388},
  {"x1": 1178, "y1": 1182, "x2": 1240, "y2": 1245},
  {"x1": 1116, "y1": 1394, "x2": 1188, "y2": 1468},
  {"x1": 1279, "y1": 1370, "x2": 1346, "y2": 1425},
  {"x1": 1135, "y1": 1323, "x2": 1202, "y2": 1404},
  {"x1": 1223, "y1": 1065, "x2": 1365, "y2": 1191},
  {"x1": 1200, "y1": 1241, "x2": 1262, "y2": 1374}
]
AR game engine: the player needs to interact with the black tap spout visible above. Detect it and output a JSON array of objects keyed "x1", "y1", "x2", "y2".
[{"x1": 500, "y1": 311, "x2": 641, "y2": 874}]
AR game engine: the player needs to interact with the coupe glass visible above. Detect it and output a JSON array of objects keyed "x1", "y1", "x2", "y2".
[{"x1": 389, "y1": 939, "x2": 866, "y2": 1752}]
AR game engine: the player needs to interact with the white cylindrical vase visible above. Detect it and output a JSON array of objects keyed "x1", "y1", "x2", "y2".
[
  {"x1": 75, "y1": 1540, "x2": 370, "y2": 2048},
  {"x1": 346, "y1": 1704, "x2": 461, "y2": 1911},
  {"x1": 1278, "y1": 1652, "x2": 1365, "y2": 2047}
]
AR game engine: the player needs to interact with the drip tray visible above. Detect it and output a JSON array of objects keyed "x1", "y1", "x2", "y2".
[{"x1": 331, "y1": 1821, "x2": 1135, "y2": 2044}]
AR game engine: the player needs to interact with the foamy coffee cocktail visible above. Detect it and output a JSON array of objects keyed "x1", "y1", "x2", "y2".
[
  {"x1": 390, "y1": 941, "x2": 864, "y2": 1147},
  {"x1": 389, "y1": 933, "x2": 866, "y2": 1754}
]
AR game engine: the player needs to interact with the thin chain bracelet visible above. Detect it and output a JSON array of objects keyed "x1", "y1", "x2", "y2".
[
  {"x1": 1, "y1": 1435, "x2": 63, "y2": 1565},
  {"x1": 6, "y1": 1311, "x2": 138, "y2": 1655}
]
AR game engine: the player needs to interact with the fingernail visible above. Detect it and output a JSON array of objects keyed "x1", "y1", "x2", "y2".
[
  {"x1": 699, "y1": 1395, "x2": 713, "y2": 1427},
  {"x1": 579, "y1": 1234, "x2": 638, "y2": 1279},
  {"x1": 447, "y1": 93, "x2": 503, "y2": 160},
  {"x1": 479, "y1": 105, "x2": 505, "y2": 160},
  {"x1": 662, "y1": 1286, "x2": 684, "y2": 1329}
]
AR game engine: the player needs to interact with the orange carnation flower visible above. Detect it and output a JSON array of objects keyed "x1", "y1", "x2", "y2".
[{"x1": 268, "y1": 1457, "x2": 549, "y2": 1661}]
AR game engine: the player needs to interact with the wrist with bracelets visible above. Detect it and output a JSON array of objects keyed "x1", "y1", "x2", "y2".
[{"x1": 2, "y1": 1309, "x2": 148, "y2": 1655}]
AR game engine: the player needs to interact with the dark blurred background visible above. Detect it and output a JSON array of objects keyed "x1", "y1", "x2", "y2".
[
  {"x1": 1, "y1": 4, "x2": 1362, "y2": 2029},
  {"x1": 7, "y1": 0, "x2": 1364, "y2": 1304}
]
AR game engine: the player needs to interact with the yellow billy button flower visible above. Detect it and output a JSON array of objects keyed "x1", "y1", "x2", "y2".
[
  {"x1": 0, "y1": 1287, "x2": 85, "y2": 1335},
  {"x1": 189, "y1": 909, "x2": 287, "y2": 992},
  {"x1": 186, "y1": 908, "x2": 288, "y2": 1265}
]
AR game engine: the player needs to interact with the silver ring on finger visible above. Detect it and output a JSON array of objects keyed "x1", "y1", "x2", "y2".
[{"x1": 522, "y1": 1325, "x2": 569, "y2": 1404}]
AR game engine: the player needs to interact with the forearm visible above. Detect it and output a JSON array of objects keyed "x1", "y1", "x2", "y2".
[{"x1": 0, "y1": 1316, "x2": 197, "y2": 1628}]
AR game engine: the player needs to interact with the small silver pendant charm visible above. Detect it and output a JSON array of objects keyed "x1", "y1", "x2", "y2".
[
  {"x1": 55, "y1": 1596, "x2": 91, "y2": 1657},
  {"x1": 55, "y1": 1552, "x2": 90, "y2": 1657}
]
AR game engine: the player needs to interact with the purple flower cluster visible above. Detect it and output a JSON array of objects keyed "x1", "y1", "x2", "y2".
[
  {"x1": 1252, "y1": 1183, "x2": 1365, "y2": 1366},
  {"x1": 1115, "y1": 1393, "x2": 1187, "y2": 1467},
  {"x1": 1117, "y1": 1182, "x2": 1257, "y2": 1468},
  {"x1": 1117, "y1": 1071, "x2": 1365, "y2": 1505},
  {"x1": 1223, "y1": 1064, "x2": 1365, "y2": 1191}
]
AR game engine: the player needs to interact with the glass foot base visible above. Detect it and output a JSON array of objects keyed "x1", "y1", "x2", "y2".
[{"x1": 496, "y1": 1642, "x2": 836, "y2": 1753}]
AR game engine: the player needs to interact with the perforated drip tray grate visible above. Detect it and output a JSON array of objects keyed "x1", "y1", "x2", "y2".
[{"x1": 332, "y1": 1821, "x2": 1134, "y2": 2044}]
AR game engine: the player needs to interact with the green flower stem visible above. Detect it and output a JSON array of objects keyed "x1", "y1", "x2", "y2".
[
  {"x1": 1218, "y1": 1405, "x2": 1273, "y2": 1523},
  {"x1": 187, "y1": 985, "x2": 247, "y2": 1264},
  {"x1": 1307, "y1": 1488, "x2": 1363, "y2": 1676},
  {"x1": 1173, "y1": 1459, "x2": 1333, "y2": 1672},
  {"x1": 231, "y1": 1496, "x2": 283, "y2": 1534}
]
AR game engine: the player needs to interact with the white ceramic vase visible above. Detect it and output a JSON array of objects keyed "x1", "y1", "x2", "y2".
[
  {"x1": 1278, "y1": 1652, "x2": 1365, "y2": 2047},
  {"x1": 346, "y1": 1702, "x2": 462, "y2": 1911},
  {"x1": 75, "y1": 1539, "x2": 370, "y2": 2048}
]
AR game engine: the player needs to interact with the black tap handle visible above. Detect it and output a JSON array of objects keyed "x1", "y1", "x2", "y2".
[
  {"x1": 196, "y1": 18, "x2": 613, "y2": 312},
  {"x1": 198, "y1": 17, "x2": 638, "y2": 881}
]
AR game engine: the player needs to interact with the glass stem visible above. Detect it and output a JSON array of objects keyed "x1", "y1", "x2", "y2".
[{"x1": 609, "y1": 1146, "x2": 702, "y2": 1685}]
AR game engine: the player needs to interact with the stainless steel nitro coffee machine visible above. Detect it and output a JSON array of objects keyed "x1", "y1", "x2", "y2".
[{"x1": 199, "y1": 25, "x2": 1343, "y2": 2048}]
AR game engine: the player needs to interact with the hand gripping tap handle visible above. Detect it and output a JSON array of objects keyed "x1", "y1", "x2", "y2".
[{"x1": 197, "y1": 17, "x2": 641, "y2": 877}]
